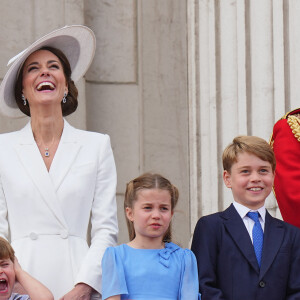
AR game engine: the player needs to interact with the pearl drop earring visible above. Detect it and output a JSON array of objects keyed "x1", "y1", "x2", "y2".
[
  {"x1": 21, "y1": 94, "x2": 26, "y2": 106},
  {"x1": 62, "y1": 92, "x2": 67, "y2": 104}
]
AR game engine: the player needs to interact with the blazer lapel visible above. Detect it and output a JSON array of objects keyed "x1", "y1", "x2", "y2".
[
  {"x1": 49, "y1": 120, "x2": 81, "y2": 191},
  {"x1": 259, "y1": 211, "x2": 285, "y2": 279},
  {"x1": 14, "y1": 122, "x2": 68, "y2": 229},
  {"x1": 222, "y1": 204, "x2": 260, "y2": 274}
]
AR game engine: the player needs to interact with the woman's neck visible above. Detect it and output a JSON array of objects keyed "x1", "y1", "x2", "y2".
[
  {"x1": 30, "y1": 105, "x2": 64, "y2": 143},
  {"x1": 31, "y1": 114, "x2": 64, "y2": 145}
]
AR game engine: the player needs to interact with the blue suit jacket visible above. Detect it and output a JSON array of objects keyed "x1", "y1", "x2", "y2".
[{"x1": 191, "y1": 204, "x2": 300, "y2": 300}]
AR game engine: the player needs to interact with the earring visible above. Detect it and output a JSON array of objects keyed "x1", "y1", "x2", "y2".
[
  {"x1": 62, "y1": 92, "x2": 67, "y2": 104},
  {"x1": 21, "y1": 94, "x2": 26, "y2": 106}
]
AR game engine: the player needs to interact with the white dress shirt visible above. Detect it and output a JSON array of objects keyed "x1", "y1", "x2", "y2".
[{"x1": 233, "y1": 201, "x2": 265, "y2": 243}]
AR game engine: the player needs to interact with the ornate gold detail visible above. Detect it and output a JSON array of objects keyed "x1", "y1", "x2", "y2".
[
  {"x1": 287, "y1": 115, "x2": 300, "y2": 142},
  {"x1": 269, "y1": 135, "x2": 274, "y2": 148}
]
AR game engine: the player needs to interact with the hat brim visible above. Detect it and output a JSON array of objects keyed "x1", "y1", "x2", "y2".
[{"x1": 0, "y1": 25, "x2": 96, "y2": 118}]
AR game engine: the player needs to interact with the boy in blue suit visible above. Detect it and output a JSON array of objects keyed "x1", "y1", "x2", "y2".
[{"x1": 191, "y1": 135, "x2": 300, "y2": 300}]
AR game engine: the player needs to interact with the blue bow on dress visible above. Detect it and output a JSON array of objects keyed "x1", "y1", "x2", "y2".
[{"x1": 158, "y1": 243, "x2": 180, "y2": 268}]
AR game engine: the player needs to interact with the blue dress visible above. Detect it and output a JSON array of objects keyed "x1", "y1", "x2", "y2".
[{"x1": 102, "y1": 242, "x2": 200, "y2": 300}]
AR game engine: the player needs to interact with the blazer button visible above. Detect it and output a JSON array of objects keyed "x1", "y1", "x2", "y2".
[
  {"x1": 29, "y1": 232, "x2": 38, "y2": 240},
  {"x1": 60, "y1": 230, "x2": 68, "y2": 239},
  {"x1": 259, "y1": 281, "x2": 266, "y2": 288}
]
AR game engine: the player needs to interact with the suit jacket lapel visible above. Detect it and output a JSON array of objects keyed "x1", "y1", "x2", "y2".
[
  {"x1": 259, "y1": 211, "x2": 285, "y2": 279},
  {"x1": 222, "y1": 204, "x2": 260, "y2": 274},
  {"x1": 14, "y1": 122, "x2": 68, "y2": 229},
  {"x1": 49, "y1": 120, "x2": 81, "y2": 191}
]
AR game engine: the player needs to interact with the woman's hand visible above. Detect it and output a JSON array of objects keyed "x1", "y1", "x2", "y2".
[{"x1": 59, "y1": 283, "x2": 93, "y2": 300}]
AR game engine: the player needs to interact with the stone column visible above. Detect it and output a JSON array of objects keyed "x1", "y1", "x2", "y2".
[{"x1": 187, "y1": 0, "x2": 295, "y2": 231}]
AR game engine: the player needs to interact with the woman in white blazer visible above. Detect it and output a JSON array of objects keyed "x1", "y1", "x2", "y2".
[{"x1": 0, "y1": 26, "x2": 118, "y2": 300}]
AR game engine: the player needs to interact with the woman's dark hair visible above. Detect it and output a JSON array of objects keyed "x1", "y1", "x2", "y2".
[{"x1": 14, "y1": 46, "x2": 78, "y2": 117}]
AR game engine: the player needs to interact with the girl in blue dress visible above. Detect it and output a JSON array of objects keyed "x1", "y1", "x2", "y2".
[{"x1": 101, "y1": 173, "x2": 200, "y2": 300}]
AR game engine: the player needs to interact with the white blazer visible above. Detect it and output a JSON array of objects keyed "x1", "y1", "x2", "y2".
[{"x1": 0, "y1": 120, "x2": 118, "y2": 299}]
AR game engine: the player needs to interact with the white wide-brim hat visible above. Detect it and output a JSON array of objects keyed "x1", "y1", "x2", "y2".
[{"x1": 0, "y1": 25, "x2": 96, "y2": 118}]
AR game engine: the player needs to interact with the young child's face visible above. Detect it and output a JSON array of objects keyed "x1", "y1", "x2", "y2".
[
  {"x1": 0, "y1": 258, "x2": 15, "y2": 300},
  {"x1": 126, "y1": 188, "x2": 173, "y2": 243},
  {"x1": 223, "y1": 152, "x2": 274, "y2": 210}
]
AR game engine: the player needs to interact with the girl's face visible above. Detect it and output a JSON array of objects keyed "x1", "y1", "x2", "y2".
[
  {"x1": 22, "y1": 49, "x2": 68, "y2": 109},
  {"x1": 126, "y1": 188, "x2": 173, "y2": 245}
]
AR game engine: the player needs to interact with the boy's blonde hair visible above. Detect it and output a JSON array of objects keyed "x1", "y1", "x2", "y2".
[
  {"x1": 124, "y1": 173, "x2": 179, "y2": 243},
  {"x1": 0, "y1": 237, "x2": 15, "y2": 261},
  {"x1": 222, "y1": 136, "x2": 276, "y2": 173}
]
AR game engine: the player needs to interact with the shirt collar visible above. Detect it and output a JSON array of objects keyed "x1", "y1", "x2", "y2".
[{"x1": 233, "y1": 201, "x2": 266, "y2": 222}]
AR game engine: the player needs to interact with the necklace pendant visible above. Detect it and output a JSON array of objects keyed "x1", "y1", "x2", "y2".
[{"x1": 45, "y1": 148, "x2": 50, "y2": 157}]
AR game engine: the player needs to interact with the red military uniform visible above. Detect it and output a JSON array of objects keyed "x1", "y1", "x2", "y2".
[{"x1": 271, "y1": 108, "x2": 300, "y2": 227}]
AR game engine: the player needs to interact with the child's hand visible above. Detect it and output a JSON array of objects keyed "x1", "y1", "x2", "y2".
[
  {"x1": 12, "y1": 257, "x2": 54, "y2": 300},
  {"x1": 13, "y1": 257, "x2": 22, "y2": 274},
  {"x1": 13, "y1": 257, "x2": 28, "y2": 295}
]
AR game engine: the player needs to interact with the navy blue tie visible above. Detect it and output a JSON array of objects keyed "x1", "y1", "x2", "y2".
[{"x1": 247, "y1": 211, "x2": 263, "y2": 267}]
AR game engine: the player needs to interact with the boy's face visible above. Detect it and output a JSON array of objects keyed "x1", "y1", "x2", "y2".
[
  {"x1": 223, "y1": 152, "x2": 274, "y2": 210},
  {"x1": 0, "y1": 258, "x2": 15, "y2": 300}
]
